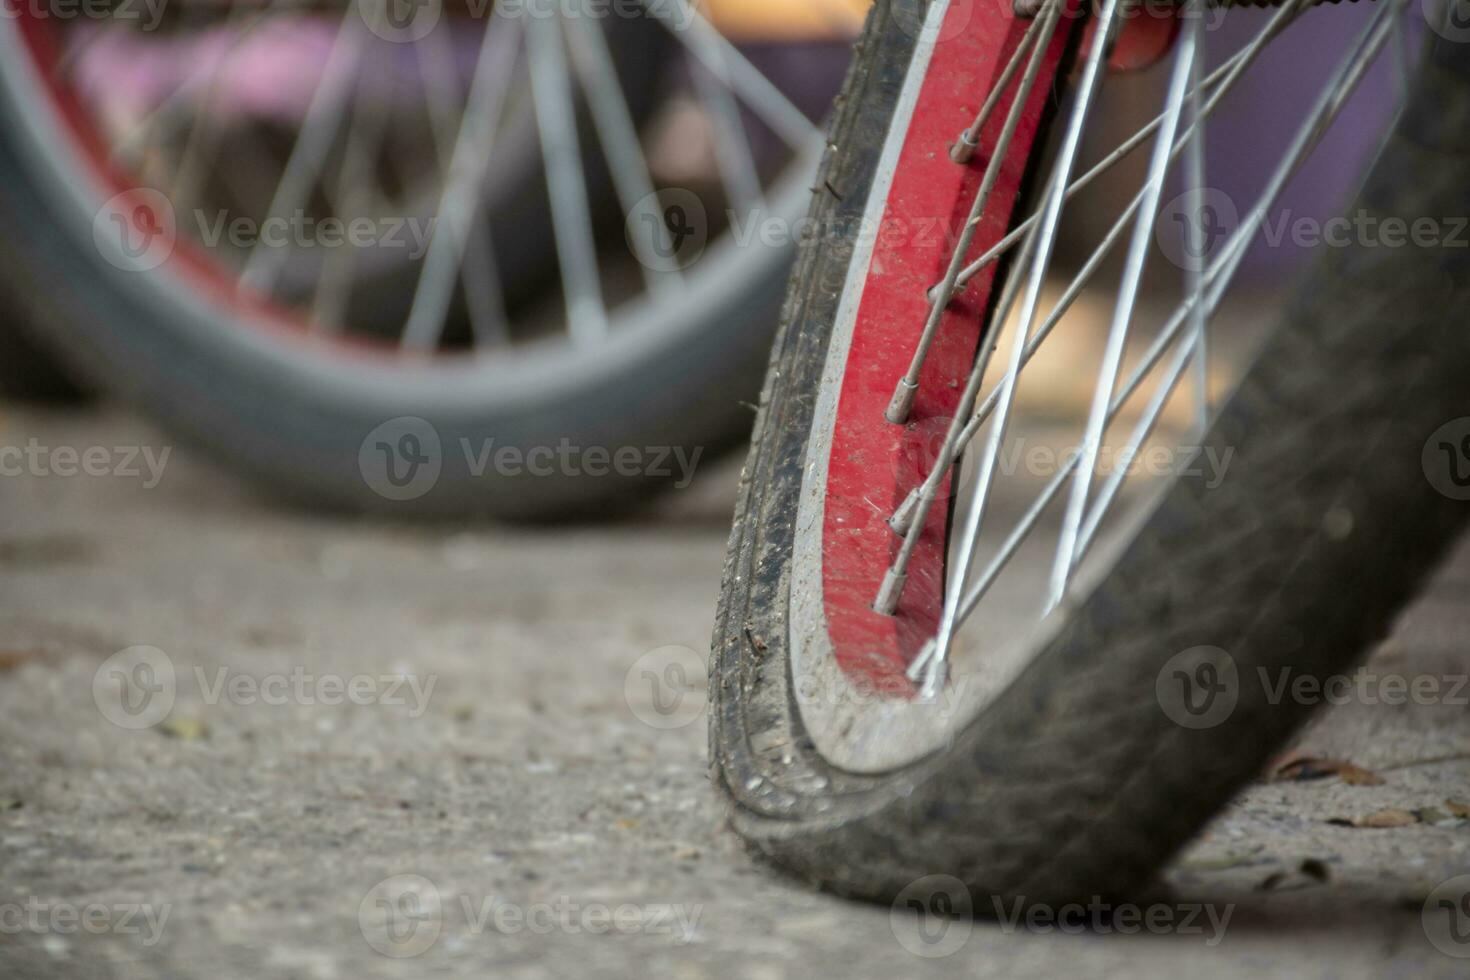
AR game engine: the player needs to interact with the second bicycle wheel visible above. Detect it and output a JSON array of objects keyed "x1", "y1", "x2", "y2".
[{"x1": 0, "y1": 0, "x2": 865, "y2": 516}]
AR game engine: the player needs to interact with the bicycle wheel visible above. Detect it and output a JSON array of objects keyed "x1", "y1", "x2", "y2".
[
  {"x1": 711, "y1": 0, "x2": 1470, "y2": 905},
  {"x1": 0, "y1": 0, "x2": 859, "y2": 516}
]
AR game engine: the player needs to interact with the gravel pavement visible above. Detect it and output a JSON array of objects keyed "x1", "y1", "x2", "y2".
[{"x1": 2, "y1": 404, "x2": 1470, "y2": 979}]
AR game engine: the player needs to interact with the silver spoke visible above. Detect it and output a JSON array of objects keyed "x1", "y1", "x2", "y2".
[
  {"x1": 689, "y1": 47, "x2": 765, "y2": 215},
  {"x1": 239, "y1": 7, "x2": 368, "y2": 295},
  {"x1": 951, "y1": 7, "x2": 1052, "y2": 163},
  {"x1": 937, "y1": 0, "x2": 1402, "y2": 641},
  {"x1": 563, "y1": 14, "x2": 683, "y2": 301},
  {"x1": 108, "y1": 2, "x2": 282, "y2": 165},
  {"x1": 1184, "y1": 2, "x2": 1210, "y2": 435},
  {"x1": 311, "y1": 73, "x2": 389, "y2": 331},
  {"x1": 1058, "y1": 0, "x2": 1403, "y2": 570},
  {"x1": 916, "y1": 0, "x2": 1127, "y2": 696},
  {"x1": 639, "y1": 0, "x2": 821, "y2": 149},
  {"x1": 527, "y1": 12, "x2": 609, "y2": 343},
  {"x1": 864, "y1": 0, "x2": 1064, "y2": 605},
  {"x1": 1074, "y1": 336, "x2": 1202, "y2": 566},
  {"x1": 888, "y1": 0, "x2": 1309, "y2": 516},
  {"x1": 403, "y1": 20, "x2": 523, "y2": 349},
  {"x1": 1045, "y1": 4, "x2": 1202, "y2": 608},
  {"x1": 883, "y1": 0, "x2": 1063, "y2": 426},
  {"x1": 412, "y1": 25, "x2": 511, "y2": 347},
  {"x1": 947, "y1": 0, "x2": 1307, "y2": 297}
]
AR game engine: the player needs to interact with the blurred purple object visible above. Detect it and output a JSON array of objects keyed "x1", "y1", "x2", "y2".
[{"x1": 1200, "y1": 5, "x2": 1424, "y2": 282}]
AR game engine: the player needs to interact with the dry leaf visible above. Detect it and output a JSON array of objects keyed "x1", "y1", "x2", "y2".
[
  {"x1": 1270, "y1": 754, "x2": 1383, "y2": 786},
  {"x1": 1338, "y1": 764, "x2": 1386, "y2": 786},
  {"x1": 1356, "y1": 808, "x2": 1419, "y2": 828}
]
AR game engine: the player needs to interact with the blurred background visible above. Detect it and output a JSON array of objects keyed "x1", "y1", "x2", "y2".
[{"x1": 0, "y1": 0, "x2": 1402, "y2": 507}]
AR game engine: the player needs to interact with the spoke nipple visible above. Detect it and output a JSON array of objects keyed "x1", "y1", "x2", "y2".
[
  {"x1": 904, "y1": 638, "x2": 936, "y2": 684},
  {"x1": 950, "y1": 130, "x2": 980, "y2": 165},
  {"x1": 885, "y1": 379, "x2": 918, "y2": 425},
  {"x1": 918, "y1": 658, "x2": 950, "y2": 702},
  {"x1": 888, "y1": 489, "x2": 920, "y2": 536},
  {"x1": 873, "y1": 568, "x2": 907, "y2": 616}
]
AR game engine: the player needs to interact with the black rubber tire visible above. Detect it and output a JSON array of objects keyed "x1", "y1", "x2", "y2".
[
  {"x1": 710, "y1": 0, "x2": 1470, "y2": 908},
  {"x1": 0, "y1": 21, "x2": 784, "y2": 519}
]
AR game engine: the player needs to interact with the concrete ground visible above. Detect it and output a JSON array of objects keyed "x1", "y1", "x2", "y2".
[{"x1": 2, "y1": 403, "x2": 1470, "y2": 979}]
